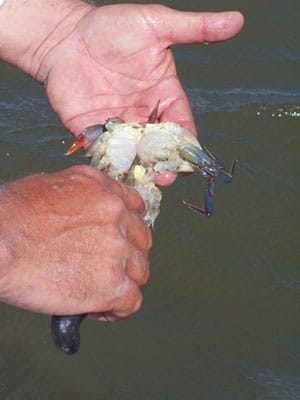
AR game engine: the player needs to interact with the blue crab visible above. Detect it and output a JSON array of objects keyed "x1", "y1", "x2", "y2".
[
  {"x1": 66, "y1": 104, "x2": 236, "y2": 222},
  {"x1": 52, "y1": 103, "x2": 236, "y2": 355}
]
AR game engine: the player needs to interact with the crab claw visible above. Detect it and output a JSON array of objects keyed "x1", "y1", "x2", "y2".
[
  {"x1": 148, "y1": 100, "x2": 160, "y2": 123},
  {"x1": 202, "y1": 145, "x2": 237, "y2": 184},
  {"x1": 179, "y1": 145, "x2": 215, "y2": 179},
  {"x1": 65, "y1": 124, "x2": 105, "y2": 155}
]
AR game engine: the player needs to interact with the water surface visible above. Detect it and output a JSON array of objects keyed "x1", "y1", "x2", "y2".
[{"x1": 0, "y1": 0, "x2": 299, "y2": 399}]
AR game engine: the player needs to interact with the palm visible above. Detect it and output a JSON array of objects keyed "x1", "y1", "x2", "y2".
[
  {"x1": 43, "y1": 4, "x2": 243, "y2": 136},
  {"x1": 44, "y1": 4, "x2": 194, "y2": 135}
]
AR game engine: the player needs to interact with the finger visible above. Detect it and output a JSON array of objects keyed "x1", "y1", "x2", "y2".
[
  {"x1": 110, "y1": 279, "x2": 143, "y2": 318},
  {"x1": 126, "y1": 248, "x2": 150, "y2": 286},
  {"x1": 88, "y1": 312, "x2": 122, "y2": 322},
  {"x1": 158, "y1": 10, "x2": 244, "y2": 46},
  {"x1": 123, "y1": 211, "x2": 152, "y2": 252},
  {"x1": 88, "y1": 278, "x2": 144, "y2": 321},
  {"x1": 154, "y1": 170, "x2": 177, "y2": 187}
]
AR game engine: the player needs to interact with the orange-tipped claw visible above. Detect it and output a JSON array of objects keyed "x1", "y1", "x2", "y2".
[
  {"x1": 65, "y1": 136, "x2": 86, "y2": 155},
  {"x1": 65, "y1": 124, "x2": 105, "y2": 156}
]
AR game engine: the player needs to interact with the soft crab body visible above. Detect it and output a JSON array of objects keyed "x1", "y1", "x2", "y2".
[
  {"x1": 86, "y1": 121, "x2": 143, "y2": 179},
  {"x1": 66, "y1": 116, "x2": 236, "y2": 226}
]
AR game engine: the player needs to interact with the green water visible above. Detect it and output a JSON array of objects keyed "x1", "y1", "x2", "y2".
[{"x1": 0, "y1": 0, "x2": 299, "y2": 398}]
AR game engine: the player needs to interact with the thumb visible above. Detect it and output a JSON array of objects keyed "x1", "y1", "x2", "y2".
[{"x1": 158, "y1": 9, "x2": 244, "y2": 46}]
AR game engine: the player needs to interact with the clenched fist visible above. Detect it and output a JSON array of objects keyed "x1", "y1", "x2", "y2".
[{"x1": 0, "y1": 165, "x2": 151, "y2": 321}]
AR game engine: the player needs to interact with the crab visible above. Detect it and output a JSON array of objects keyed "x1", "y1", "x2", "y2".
[
  {"x1": 52, "y1": 104, "x2": 236, "y2": 355},
  {"x1": 65, "y1": 104, "x2": 236, "y2": 223}
]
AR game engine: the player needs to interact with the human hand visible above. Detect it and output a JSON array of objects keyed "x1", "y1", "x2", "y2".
[
  {"x1": 0, "y1": 166, "x2": 151, "y2": 320},
  {"x1": 36, "y1": 4, "x2": 243, "y2": 184},
  {"x1": 38, "y1": 4, "x2": 243, "y2": 134}
]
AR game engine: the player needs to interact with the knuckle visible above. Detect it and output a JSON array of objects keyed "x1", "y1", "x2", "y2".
[
  {"x1": 128, "y1": 217, "x2": 152, "y2": 252},
  {"x1": 133, "y1": 188, "x2": 144, "y2": 204},
  {"x1": 107, "y1": 194, "x2": 126, "y2": 220},
  {"x1": 126, "y1": 250, "x2": 150, "y2": 286},
  {"x1": 128, "y1": 187, "x2": 146, "y2": 214}
]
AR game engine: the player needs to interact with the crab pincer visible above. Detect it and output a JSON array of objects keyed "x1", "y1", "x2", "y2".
[
  {"x1": 179, "y1": 144, "x2": 236, "y2": 216},
  {"x1": 65, "y1": 124, "x2": 106, "y2": 155}
]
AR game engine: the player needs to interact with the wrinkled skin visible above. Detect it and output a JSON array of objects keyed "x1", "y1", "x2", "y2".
[
  {"x1": 0, "y1": 166, "x2": 151, "y2": 321},
  {"x1": 38, "y1": 4, "x2": 244, "y2": 185}
]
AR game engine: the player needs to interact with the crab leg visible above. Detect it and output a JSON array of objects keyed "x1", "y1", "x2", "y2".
[
  {"x1": 183, "y1": 190, "x2": 214, "y2": 217},
  {"x1": 202, "y1": 145, "x2": 225, "y2": 168},
  {"x1": 180, "y1": 144, "x2": 237, "y2": 217},
  {"x1": 216, "y1": 159, "x2": 237, "y2": 184},
  {"x1": 202, "y1": 145, "x2": 237, "y2": 184},
  {"x1": 182, "y1": 175, "x2": 215, "y2": 217}
]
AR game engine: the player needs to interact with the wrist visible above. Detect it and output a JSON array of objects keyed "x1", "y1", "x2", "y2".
[
  {"x1": 0, "y1": 0, "x2": 93, "y2": 80},
  {"x1": 0, "y1": 188, "x2": 15, "y2": 294}
]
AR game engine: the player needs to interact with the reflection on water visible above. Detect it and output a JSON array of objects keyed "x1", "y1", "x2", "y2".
[{"x1": 0, "y1": 0, "x2": 299, "y2": 399}]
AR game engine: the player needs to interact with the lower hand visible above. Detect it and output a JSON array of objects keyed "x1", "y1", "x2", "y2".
[{"x1": 0, "y1": 166, "x2": 151, "y2": 321}]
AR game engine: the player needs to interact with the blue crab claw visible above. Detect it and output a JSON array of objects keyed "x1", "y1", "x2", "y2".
[
  {"x1": 179, "y1": 145, "x2": 216, "y2": 179},
  {"x1": 202, "y1": 145, "x2": 237, "y2": 184},
  {"x1": 202, "y1": 145, "x2": 225, "y2": 168},
  {"x1": 183, "y1": 189, "x2": 214, "y2": 217},
  {"x1": 65, "y1": 124, "x2": 106, "y2": 155},
  {"x1": 180, "y1": 144, "x2": 236, "y2": 217}
]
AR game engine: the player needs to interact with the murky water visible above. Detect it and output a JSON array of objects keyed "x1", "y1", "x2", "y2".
[{"x1": 0, "y1": 0, "x2": 299, "y2": 399}]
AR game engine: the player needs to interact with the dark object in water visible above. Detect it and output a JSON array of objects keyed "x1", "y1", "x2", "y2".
[{"x1": 51, "y1": 314, "x2": 86, "y2": 355}]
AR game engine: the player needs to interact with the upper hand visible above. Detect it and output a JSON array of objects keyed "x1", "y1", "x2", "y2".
[{"x1": 38, "y1": 4, "x2": 244, "y2": 136}]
